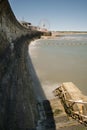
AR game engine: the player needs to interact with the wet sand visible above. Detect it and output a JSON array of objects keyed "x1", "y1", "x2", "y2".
[{"x1": 28, "y1": 37, "x2": 87, "y2": 129}]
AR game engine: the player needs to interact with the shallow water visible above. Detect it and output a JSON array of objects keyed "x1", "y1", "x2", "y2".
[{"x1": 29, "y1": 34, "x2": 87, "y2": 96}]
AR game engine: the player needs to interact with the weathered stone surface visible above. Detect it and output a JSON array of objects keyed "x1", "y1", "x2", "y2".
[{"x1": 0, "y1": 0, "x2": 42, "y2": 129}]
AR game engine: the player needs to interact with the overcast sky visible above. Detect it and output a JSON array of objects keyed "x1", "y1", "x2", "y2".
[{"x1": 8, "y1": 0, "x2": 87, "y2": 31}]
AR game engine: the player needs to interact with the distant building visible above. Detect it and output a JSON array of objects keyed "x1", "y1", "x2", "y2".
[
  {"x1": 38, "y1": 27, "x2": 48, "y2": 32},
  {"x1": 20, "y1": 21, "x2": 32, "y2": 28},
  {"x1": 20, "y1": 21, "x2": 38, "y2": 31}
]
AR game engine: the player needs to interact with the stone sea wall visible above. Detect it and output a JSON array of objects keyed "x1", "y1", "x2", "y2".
[{"x1": 0, "y1": 0, "x2": 42, "y2": 129}]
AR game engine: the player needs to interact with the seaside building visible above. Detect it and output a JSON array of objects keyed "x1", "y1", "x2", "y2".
[{"x1": 20, "y1": 21, "x2": 38, "y2": 30}]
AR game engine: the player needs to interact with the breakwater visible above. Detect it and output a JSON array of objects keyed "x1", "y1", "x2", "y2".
[{"x1": 0, "y1": 0, "x2": 43, "y2": 129}]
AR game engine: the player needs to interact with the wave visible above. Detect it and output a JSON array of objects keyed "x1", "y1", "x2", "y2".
[
  {"x1": 30, "y1": 41, "x2": 87, "y2": 47},
  {"x1": 29, "y1": 35, "x2": 87, "y2": 49}
]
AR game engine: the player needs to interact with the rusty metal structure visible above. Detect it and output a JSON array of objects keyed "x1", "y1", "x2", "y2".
[{"x1": 53, "y1": 82, "x2": 87, "y2": 127}]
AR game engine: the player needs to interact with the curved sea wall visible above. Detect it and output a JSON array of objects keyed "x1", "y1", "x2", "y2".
[{"x1": 0, "y1": 0, "x2": 42, "y2": 129}]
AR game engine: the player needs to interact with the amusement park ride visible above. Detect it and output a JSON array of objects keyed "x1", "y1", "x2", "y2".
[
  {"x1": 53, "y1": 82, "x2": 87, "y2": 127},
  {"x1": 38, "y1": 19, "x2": 50, "y2": 32}
]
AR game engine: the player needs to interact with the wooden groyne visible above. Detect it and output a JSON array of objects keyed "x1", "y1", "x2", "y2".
[{"x1": 53, "y1": 82, "x2": 87, "y2": 127}]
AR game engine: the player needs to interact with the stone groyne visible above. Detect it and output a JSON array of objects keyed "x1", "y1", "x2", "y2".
[{"x1": 0, "y1": 0, "x2": 43, "y2": 129}]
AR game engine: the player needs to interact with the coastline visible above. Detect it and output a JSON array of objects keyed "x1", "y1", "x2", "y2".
[
  {"x1": 41, "y1": 31, "x2": 87, "y2": 39},
  {"x1": 29, "y1": 34, "x2": 87, "y2": 129}
]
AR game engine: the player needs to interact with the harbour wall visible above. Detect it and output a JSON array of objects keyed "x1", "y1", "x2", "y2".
[{"x1": 0, "y1": 0, "x2": 43, "y2": 129}]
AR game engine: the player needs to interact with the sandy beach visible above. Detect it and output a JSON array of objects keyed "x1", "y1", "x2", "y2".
[{"x1": 27, "y1": 51, "x2": 86, "y2": 129}]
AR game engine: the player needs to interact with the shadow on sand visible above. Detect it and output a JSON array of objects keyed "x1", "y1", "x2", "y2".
[{"x1": 27, "y1": 50, "x2": 56, "y2": 130}]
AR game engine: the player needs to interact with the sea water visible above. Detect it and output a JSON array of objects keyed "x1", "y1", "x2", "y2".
[{"x1": 29, "y1": 34, "x2": 87, "y2": 97}]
